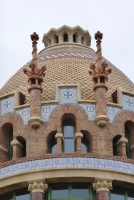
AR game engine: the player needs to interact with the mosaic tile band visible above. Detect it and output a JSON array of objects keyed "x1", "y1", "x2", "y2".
[{"x1": 0, "y1": 157, "x2": 134, "y2": 179}]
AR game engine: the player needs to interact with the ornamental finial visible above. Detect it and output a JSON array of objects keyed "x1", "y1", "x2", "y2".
[
  {"x1": 94, "y1": 31, "x2": 103, "y2": 43},
  {"x1": 30, "y1": 32, "x2": 39, "y2": 42}
]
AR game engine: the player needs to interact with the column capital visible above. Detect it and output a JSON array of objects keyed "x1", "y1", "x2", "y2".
[
  {"x1": 116, "y1": 137, "x2": 128, "y2": 145},
  {"x1": 130, "y1": 144, "x2": 134, "y2": 150},
  {"x1": 93, "y1": 179, "x2": 112, "y2": 193},
  {"x1": 55, "y1": 133, "x2": 64, "y2": 141},
  {"x1": 0, "y1": 145, "x2": 8, "y2": 153},
  {"x1": 75, "y1": 132, "x2": 83, "y2": 140},
  {"x1": 28, "y1": 181, "x2": 48, "y2": 194},
  {"x1": 11, "y1": 139, "x2": 23, "y2": 148}
]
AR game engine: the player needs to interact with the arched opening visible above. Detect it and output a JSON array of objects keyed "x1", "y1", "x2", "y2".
[
  {"x1": 1, "y1": 123, "x2": 13, "y2": 161},
  {"x1": 63, "y1": 119, "x2": 75, "y2": 152},
  {"x1": 47, "y1": 131, "x2": 57, "y2": 154},
  {"x1": 81, "y1": 130, "x2": 92, "y2": 153},
  {"x1": 63, "y1": 33, "x2": 68, "y2": 42},
  {"x1": 73, "y1": 33, "x2": 77, "y2": 43},
  {"x1": 81, "y1": 36, "x2": 85, "y2": 44},
  {"x1": 125, "y1": 121, "x2": 134, "y2": 159},
  {"x1": 16, "y1": 136, "x2": 26, "y2": 157},
  {"x1": 113, "y1": 135, "x2": 122, "y2": 156},
  {"x1": 54, "y1": 34, "x2": 59, "y2": 43}
]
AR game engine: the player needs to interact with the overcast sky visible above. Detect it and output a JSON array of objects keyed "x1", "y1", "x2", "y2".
[{"x1": 0, "y1": 0, "x2": 134, "y2": 89}]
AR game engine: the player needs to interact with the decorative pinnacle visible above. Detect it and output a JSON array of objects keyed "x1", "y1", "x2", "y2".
[
  {"x1": 94, "y1": 31, "x2": 103, "y2": 43},
  {"x1": 30, "y1": 32, "x2": 39, "y2": 42}
]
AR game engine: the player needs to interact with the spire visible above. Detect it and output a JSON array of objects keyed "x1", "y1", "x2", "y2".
[
  {"x1": 89, "y1": 31, "x2": 112, "y2": 90},
  {"x1": 23, "y1": 32, "x2": 46, "y2": 92}
]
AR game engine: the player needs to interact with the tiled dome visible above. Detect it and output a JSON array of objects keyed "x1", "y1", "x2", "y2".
[{"x1": 1, "y1": 43, "x2": 134, "y2": 104}]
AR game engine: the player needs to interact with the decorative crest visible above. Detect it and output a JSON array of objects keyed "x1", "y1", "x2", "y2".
[
  {"x1": 23, "y1": 32, "x2": 46, "y2": 92},
  {"x1": 88, "y1": 31, "x2": 112, "y2": 89}
]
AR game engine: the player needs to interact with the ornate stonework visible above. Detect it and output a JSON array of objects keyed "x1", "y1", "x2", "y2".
[
  {"x1": 116, "y1": 137, "x2": 128, "y2": 145},
  {"x1": 75, "y1": 132, "x2": 83, "y2": 140},
  {"x1": 28, "y1": 181, "x2": 48, "y2": 194},
  {"x1": 28, "y1": 117, "x2": 43, "y2": 129},
  {"x1": 93, "y1": 179, "x2": 112, "y2": 192},
  {"x1": 55, "y1": 133, "x2": 64, "y2": 141},
  {"x1": 11, "y1": 139, "x2": 23, "y2": 148},
  {"x1": 0, "y1": 145, "x2": 8, "y2": 153}
]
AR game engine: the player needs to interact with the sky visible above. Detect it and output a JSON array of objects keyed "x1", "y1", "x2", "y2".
[{"x1": 0, "y1": 0, "x2": 134, "y2": 89}]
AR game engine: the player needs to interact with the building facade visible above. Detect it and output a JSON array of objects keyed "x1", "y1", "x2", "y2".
[{"x1": 0, "y1": 25, "x2": 134, "y2": 200}]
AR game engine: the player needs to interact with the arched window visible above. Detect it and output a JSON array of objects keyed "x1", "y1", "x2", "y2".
[
  {"x1": 47, "y1": 131, "x2": 57, "y2": 154},
  {"x1": 54, "y1": 34, "x2": 59, "y2": 43},
  {"x1": 113, "y1": 135, "x2": 121, "y2": 156},
  {"x1": 125, "y1": 126, "x2": 131, "y2": 158},
  {"x1": 63, "y1": 120, "x2": 75, "y2": 152},
  {"x1": 81, "y1": 138, "x2": 88, "y2": 152},
  {"x1": 81, "y1": 130, "x2": 91, "y2": 153},
  {"x1": 73, "y1": 33, "x2": 77, "y2": 42},
  {"x1": 63, "y1": 33, "x2": 68, "y2": 42},
  {"x1": 16, "y1": 136, "x2": 26, "y2": 157}
]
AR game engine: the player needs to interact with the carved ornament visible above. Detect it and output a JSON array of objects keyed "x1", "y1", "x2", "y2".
[
  {"x1": 75, "y1": 132, "x2": 83, "y2": 140},
  {"x1": 11, "y1": 139, "x2": 23, "y2": 148},
  {"x1": 130, "y1": 145, "x2": 134, "y2": 150},
  {"x1": 93, "y1": 179, "x2": 112, "y2": 192},
  {"x1": 116, "y1": 137, "x2": 128, "y2": 145},
  {"x1": 28, "y1": 181, "x2": 48, "y2": 194},
  {"x1": 55, "y1": 133, "x2": 64, "y2": 141},
  {"x1": 28, "y1": 117, "x2": 43, "y2": 129},
  {"x1": 0, "y1": 145, "x2": 8, "y2": 153},
  {"x1": 94, "y1": 115, "x2": 109, "y2": 127}
]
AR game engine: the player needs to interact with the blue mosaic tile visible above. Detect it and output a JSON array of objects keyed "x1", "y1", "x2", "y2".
[
  {"x1": 16, "y1": 108, "x2": 30, "y2": 125},
  {"x1": 79, "y1": 104, "x2": 96, "y2": 120},
  {"x1": 60, "y1": 88, "x2": 77, "y2": 104},
  {"x1": 123, "y1": 94, "x2": 134, "y2": 112},
  {"x1": 41, "y1": 105, "x2": 57, "y2": 121},
  {"x1": 107, "y1": 106, "x2": 121, "y2": 123},
  {"x1": 1, "y1": 96, "x2": 14, "y2": 115}
]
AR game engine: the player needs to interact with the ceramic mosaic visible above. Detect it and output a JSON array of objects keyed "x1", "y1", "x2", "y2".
[
  {"x1": 79, "y1": 104, "x2": 96, "y2": 120},
  {"x1": 1, "y1": 96, "x2": 14, "y2": 115},
  {"x1": 123, "y1": 94, "x2": 134, "y2": 112},
  {"x1": 107, "y1": 106, "x2": 121, "y2": 123},
  {"x1": 0, "y1": 157, "x2": 133, "y2": 179},
  {"x1": 41, "y1": 105, "x2": 57, "y2": 121},
  {"x1": 16, "y1": 108, "x2": 30, "y2": 125},
  {"x1": 60, "y1": 88, "x2": 77, "y2": 104}
]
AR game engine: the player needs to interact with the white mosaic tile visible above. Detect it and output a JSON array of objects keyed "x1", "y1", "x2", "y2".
[
  {"x1": 1, "y1": 96, "x2": 14, "y2": 115},
  {"x1": 0, "y1": 157, "x2": 133, "y2": 179},
  {"x1": 107, "y1": 106, "x2": 121, "y2": 123},
  {"x1": 79, "y1": 104, "x2": 96, "y2": 120},
  {"x1": 41, "y1": 105, "x2": 57, "y2": 121},
  {"x1": 123, "y1": 94, "x2": 134, "y2": 112},
  {"x1": 60, "y1": 88, "x2": 77, "y2": 104},
  {"x1": 16, "y1": 108, "x2": 30, "y2": 125}
]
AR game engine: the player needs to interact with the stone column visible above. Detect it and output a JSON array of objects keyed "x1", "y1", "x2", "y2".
[
  {"x1": 116, "y1": 137, "x2": 128, "y2": 157},
  {"x1": 75, "y1": 132, "x2": 83, "y2": 152},
  {"x1": 55, "y1": 133, "x2": 63, "y2": 153},
  {"x1": 11, "y1": 139, "x2": 23, "y2": 160},
  {"x1": 28, "y1": 181, "x2": 48, "y2": 200},
  {"x1": 93, "y1": 179, "x2": 112, "y2": 200}
]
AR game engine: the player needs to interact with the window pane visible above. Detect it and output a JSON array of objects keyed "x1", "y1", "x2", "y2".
[
  {"x1": 128, "y1": 190, "x2": 134, "y2": 200},
  {"x1": 72, "y1": 185, "x2": 89, "y2": 198},
  {"x1": 0, "y1": 194, "x2": 12, "y2": 200},
  {"x1": 51, "y1": 185, "x2": 68, "y2": 199},
  {"x1": 64, "y1": 139, "x2": 74, "y2": 152},
  {"x1": 111, "y1": 188, "x2": 124, "y2": 200},
  {"x1": 16, "y1": 191, "x2": 30, "y2": 200},
  {"x1": 52, "y1": 144, "x2": 57, "y2": 154},
  {"x1": 64, "y1": 125, "x2": 74, "y2": 137},
  {"x1": 81, "y1": 143, "x2": 88, "y2": 153}
]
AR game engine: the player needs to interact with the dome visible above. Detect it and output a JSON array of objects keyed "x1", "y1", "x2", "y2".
[{"x1": 0, "y1": 43, "x2": 134, "y2": 104}]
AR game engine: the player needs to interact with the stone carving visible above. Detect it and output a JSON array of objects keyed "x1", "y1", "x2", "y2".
[
  {"x1": 28, "y1": 117, "x2": 43, "y2": 129},
  {"x1": 130, "y1": 145, "x2": 134, "y2": 150},
  {"x1": 23, "y1": 32, "x2": 46, "y2": 92},
  {"x1": 93, "y1": 179, "x2": 112, "y2": 192},
  {"x1": 28, "y1": 181, "x2": 48, "y2": 193},
  {"x1": 116, "y1": 137, "x2": 128, "y2": 145},
  {"x1": 75, "y1": 132, "x2": 83, "y2": 140},
  {"x1": 11, "y1": 139, "x2": 23, "y2": 148},
  {"x1": 55, "y1": 133, "x2": 64, "y2": 141},
  {"x1": 0, "y1": 145, "x2": 8, "y2": 153}
]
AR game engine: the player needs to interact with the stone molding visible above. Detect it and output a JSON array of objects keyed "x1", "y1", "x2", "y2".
[
  {"x1": 28, "y1": 117, "x2": 43, "y2": 129},
  {"x1": 116, "y1": 137, "x2": 128, "y2": 145},
  {"x1": 0, "y1": 145, "x2": 8, "y2": 153},
  {"x1": 11, "y1": 139, "x2": 23, "y2": 148},
  {"x1": 28, "y1": 181, "x2": 48, "y2": 194},
  {"x1": 75, "y1": 132, "x2": 83, "y2": 140},
  {"x1": 94, "y1": 115, "x2": 109, "y2": 127},
  {"x1": 93, "y1": 179, "x2": 112, "y2": 192},
  {"x1": 55, "y1": 133, "x2": 64, "y2": 141}
]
